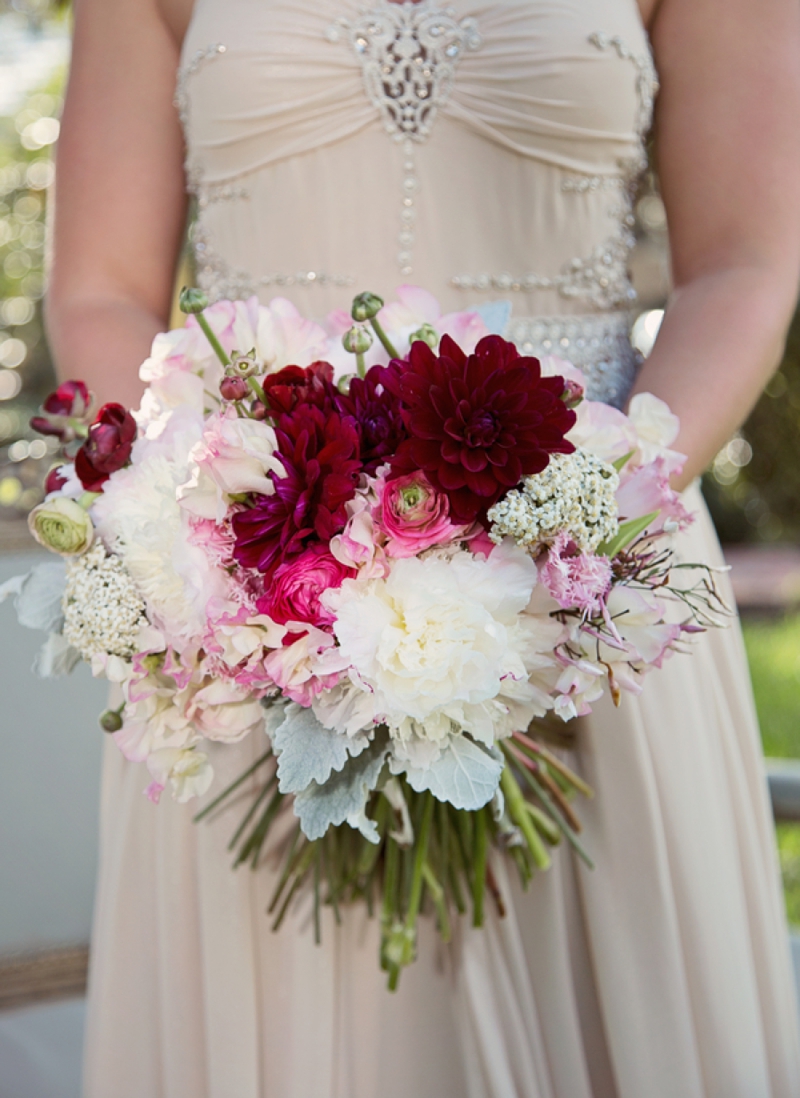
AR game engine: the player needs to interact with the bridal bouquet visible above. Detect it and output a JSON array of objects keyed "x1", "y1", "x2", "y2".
[{"x1": 2, "y1": 286, "x2": 722, "y2": 986}]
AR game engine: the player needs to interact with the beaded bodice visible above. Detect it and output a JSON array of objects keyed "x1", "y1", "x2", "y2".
[{"x1": 178, "y1": 0, "x2": 657, "y2": 406}]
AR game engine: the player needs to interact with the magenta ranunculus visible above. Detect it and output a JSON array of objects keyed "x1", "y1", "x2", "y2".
[
  {"x1": 377, "y1": 471, "x2": 467, "y2": 557},
  {"x1": 258, "y1": 543, "x2": 356, "y2": 629}
]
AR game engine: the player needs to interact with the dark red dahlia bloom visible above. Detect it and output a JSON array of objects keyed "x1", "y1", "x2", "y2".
[
  {"x1": 388, "y1": 334, "x2": 576, "y2": 522},
  {"x1": 31, "y1": 379, "x2": 92, "y2": 438},
  {"x1": 334, "y1": 366, "x2": 408, "y2": 473},
  {"x1": 231, "y1": 404, "x2": 361, "y2": 576},
  {"x1": 262, "y1": 360, "x2": 337, "y2": 417},
  {"x1": 75, "y1": 403, "x2": 137, "y2": 491}
]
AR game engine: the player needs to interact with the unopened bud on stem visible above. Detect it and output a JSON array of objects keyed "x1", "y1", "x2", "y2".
[
  {"x1": 179, "y1": 287, "x2": 209, "y2": 315},
  {"x1": 351, "y1": 291, "x2": 384, "y2": 322}
]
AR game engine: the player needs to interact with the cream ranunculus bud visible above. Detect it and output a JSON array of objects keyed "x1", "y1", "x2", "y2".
[
  {"x1": 351, "y1": 291, "x2": 384, "y2": 322},
  {"x1": 342, "y1": 324, "x2": 374, "y2": 355},
  {"x1": 409, "y1": 323, "x2": 438, "y2": 349},
  {"x1": 28, "y1": 497, "x2": 94, "y2": 556}
]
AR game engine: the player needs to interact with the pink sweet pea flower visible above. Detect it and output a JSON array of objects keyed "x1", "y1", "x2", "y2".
[{"x1": 616, "y1": 456, "x2": 694, "y2": 530}]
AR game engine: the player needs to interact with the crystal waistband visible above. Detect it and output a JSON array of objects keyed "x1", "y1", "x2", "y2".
[{"x1": 505, "y1": 311, "x2": 641, "y2": 409}]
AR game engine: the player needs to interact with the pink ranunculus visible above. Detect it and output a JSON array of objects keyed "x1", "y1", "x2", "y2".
[
  {"x1": 377, "y1": 471, "x2": 468, "y2": 557},
  {"x1": 540, "y1": 533, "x2": 613, "y2": 615},
  {"x1": 259, "y1": 543, "x2": 357, "y2": 629}
]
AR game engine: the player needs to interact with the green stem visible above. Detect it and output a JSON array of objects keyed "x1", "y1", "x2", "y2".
[
  {"x1": 500, "y1": 762, "x2": 552, "y2": 871},
  {"x1": 195, "y1": 311, "x2": 231, "y2": 366},
  {"x1": 77, "y1": 491, "x2": 101, "y2": 510},
  {"x1": 369, "y1": 316, "x2": 399, "y2": 359},
  {"x1": 227, "y1": 773, "x2": 276, "y2": 852},
  {"x1": 405, "y1": 793, "x2": 434, "y2": 933},
  {"x1": 356, "y1": 351, "x2": 366, "y2": 378},
  {"x1": 247, "y1": 375, "x2": 267, "y2": 403},
  {"x1": 422, "y1": 862, "x2": 451, "y2": 943},
  {"x1": 472, "y1": 807, "x2": 488, "y2": 928},
  {"x1": 193, "y1": 748, "x2": 273, "y2": 823}
]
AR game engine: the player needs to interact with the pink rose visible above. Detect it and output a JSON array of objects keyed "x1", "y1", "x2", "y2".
[
  {"x1": 259, "y1": 543, "x2": 356, "y2": 629},
  {"x1": 377, "y1": 471, "x2": 468, "y2": 557}
]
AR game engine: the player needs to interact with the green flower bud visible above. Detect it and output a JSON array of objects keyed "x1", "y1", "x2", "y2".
[
  {"x1": 342, "y1": 325, "x2": 374, "y2": 355},
  {"x1": 28, "y1": 497, "x2": 94, "y2": 557},
  {"x1": 351, "y1": 292, "x2": 384, "y2": 322},
  {"x1": 409, "y1": 323, "x2": 439, "y2": 349},
  {"x1": 99, "y1": 707, "x2": 124, "y2": 733},
  {"x1": 179, "y1": 286, "x2": 209, "y2": 315}
]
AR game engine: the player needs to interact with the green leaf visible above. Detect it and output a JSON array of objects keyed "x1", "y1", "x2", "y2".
[
  {"x1": 612, "y1": 450, "x2": 635, "y2": 472},
  {"x1": 598, "y1": 510, "x2": 660, "y2": 557}
]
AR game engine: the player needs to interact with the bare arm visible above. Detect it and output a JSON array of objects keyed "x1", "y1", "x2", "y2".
[
  {"x1": 631, "y1": 0, "x2": 800, "y2": 489},
  {"x1": 46, "y1": 0, "x2": 188, "y2": 409}
]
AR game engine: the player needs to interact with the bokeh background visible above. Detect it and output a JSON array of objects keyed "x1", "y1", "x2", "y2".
[{"x1": 0, "y1": 3, "x2": 798, "y2": 1091}]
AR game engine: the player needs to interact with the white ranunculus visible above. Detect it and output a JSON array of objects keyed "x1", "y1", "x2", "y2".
[{"x1": 326, "y1": 545, "x2": 540, "y2": 748}]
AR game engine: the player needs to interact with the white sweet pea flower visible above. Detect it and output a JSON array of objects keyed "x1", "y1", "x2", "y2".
[
  {"x1": 627, "y1": 392, "x2": 686, "y2": 472},
  {"x1": 178, "y1": 407, "x2": 284, "y2": 523}
]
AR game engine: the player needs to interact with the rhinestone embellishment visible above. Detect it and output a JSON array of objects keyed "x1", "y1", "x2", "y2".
[{"x1": 327, "y1": 3, "x2": 482, "y2": 274}]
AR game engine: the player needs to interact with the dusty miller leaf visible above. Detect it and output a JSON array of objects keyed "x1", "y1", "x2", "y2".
[
  {"x1": 1, "y1": 562, "x2": 67, "y2": 634},
  {"x1": 33, "y1": 633, "x2": 81, "y2": 677},
  {"x1": 271, "y1": 703, "x2": 353, "y2": 794},
  {"x1": 404, "y1": 734, "x2": 502, "y2": 810},
  {"x1": 294, "y1": 730, "x2": 390, "y2": 843}
]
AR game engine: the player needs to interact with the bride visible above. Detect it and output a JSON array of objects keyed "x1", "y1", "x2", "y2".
[{"x1": 47, "y1": 0, "x2": 800, "y2": 1095}]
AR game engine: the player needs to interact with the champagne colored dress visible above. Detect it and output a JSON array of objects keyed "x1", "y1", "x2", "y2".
[{"x1": 82, "y1": 2, "x2": 800, "y2": 1095}]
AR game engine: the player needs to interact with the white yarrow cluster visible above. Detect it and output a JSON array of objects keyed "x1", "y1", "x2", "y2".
[
  {"x1": 62, "y1": 543, "x2": 147, "y2": 660},
  {"x1": 488, "y1": 448, "x2": 620, "y2": 554}
]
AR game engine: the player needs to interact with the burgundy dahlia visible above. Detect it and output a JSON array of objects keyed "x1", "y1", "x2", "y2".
[
  {"x1": 75, "y1": 403, "x2": 137, "y2": 491},
  {"x1": 388, "y1": 334, "x2": 576, "y2": 522},
  {"x1": 262, "y1": 360, "x2": 337, "y2": 417},
  {"x1": 232, "y1": 403, "x2": 361, "y2": 576},
  {"x1": 334, "y1": 366, "x2": 408, "y2": 472}
]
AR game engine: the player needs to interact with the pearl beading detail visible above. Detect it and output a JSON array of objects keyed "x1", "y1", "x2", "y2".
[
  {"x1": 452, "y1": 32, "x2": 659, "y2": 312},
  {"x1": 326, "y1": 2, "x2": 482, "y2": 275},
  {"x1": 504, "y1": 311, "x2": 642, "y2": 410}
]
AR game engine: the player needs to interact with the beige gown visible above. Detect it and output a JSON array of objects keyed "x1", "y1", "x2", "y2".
[{"x1": 82, "y1": 2, "x2": 800, "y2": 1095}]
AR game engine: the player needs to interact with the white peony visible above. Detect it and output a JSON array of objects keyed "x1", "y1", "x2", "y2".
[
  {"x1": 324, "y1": 542, "x2": 548, "y2": 757},
  {"x1": 93, "y1": 406, "x2": 227, "y2": 647}
]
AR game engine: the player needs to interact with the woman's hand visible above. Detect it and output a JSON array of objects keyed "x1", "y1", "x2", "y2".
[
  {"x1": 631, "y1": 0, "x2": 800, "y2": 490},
  {"x1": 46, "y1": 0, "x2": 189, "y2": 408}
]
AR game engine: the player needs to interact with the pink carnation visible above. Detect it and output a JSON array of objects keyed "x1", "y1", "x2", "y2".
[
  {"x1": 540, "y1": 534, "x2": 612, "y2": 615},
  {"x1": 377, "y1": 471, "x2": 468, "y2": 557},
  {"x1": 258, "y1": 543, "x2": 356, "y2": 629}
]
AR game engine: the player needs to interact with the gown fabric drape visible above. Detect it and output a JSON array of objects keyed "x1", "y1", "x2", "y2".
[{"x1": 82, "y1": 2, "x2": 800, "y2": 1095}]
